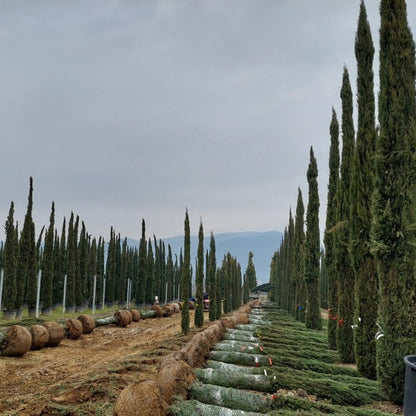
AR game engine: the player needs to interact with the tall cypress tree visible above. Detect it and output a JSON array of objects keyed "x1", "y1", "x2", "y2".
[
  {"x1": 20, "y1": 177, "x2": 37, "y2": 312},
  {"x1": 372, "y1": 0, "x2": 416, "y2": 402},
  {"x1": 336, "y1": 67, "x2": 356, "y2": 363},
  {"x1": 208, "y1": 232, "x2": 217, "y2": 322},
  {"x1": 181, "y1": 210, "x2": 191, "y2": 334},
  {"x1": 294, "y1": 188, "x2": 306, "y2": 322},
  {"x1": 146, "y1": 239, "x2": 155, "y2": 304},
  {"x1": 76, "y1": 221, "x2": 87, "y2": 307},
  {"x1": 195, "y1": 221, "x2": 204, "y2": 327},
  {"x1": 166, "y1": 245, "x2": 174, "y2": 302},
  {"x1": 66, "y1": 213, "x2": 76, "y2": 309},
  {"x1": 350, "y1": 1, "x2": 378, "y2": 379},
  {"x1": 136, "y1": 219, "x2": 147, "y2": 305},
  {"x1": 41, "y1": 202, "x2": 55, "y2": 309},
  {"x1": 3, "y1": 202, "x2": 17, "y2": 312},
  {"x1": 245, "y1": 252, "x2": 257, "y2": 292},
  {"x1": 304, "y1": 147, "x2": 322, "y2": 330},
  {"x1": 325, "y1": 108, "x2": 340, "y2": 349}
]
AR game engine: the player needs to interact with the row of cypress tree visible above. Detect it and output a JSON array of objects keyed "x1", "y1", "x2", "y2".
[
  {"x1": 270, "y1": 0, "x2": 416, "y2": 404},
  {"x1": 269, "y1": 147, "x2": 322, "y2": 332},
  {"x1": 1, "y1": 181, "x2": 258, "y2": 331},
  {"x1": 180, "y1": 209, "x2": 257, "y2": 332}
]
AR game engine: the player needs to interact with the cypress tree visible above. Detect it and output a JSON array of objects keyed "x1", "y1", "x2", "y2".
[
  {"x1": 76, "y1": 221, "x2": 87, "y2": 307},
  {"x1": 120, "y1": 237, "x2": 128, "y2": 304},
  {"x1": 136, "y1": 219, "x2": 147, "y2": 305},
  {"x1": 105, "y1": 227, "x2": 116, "y2": 304},
  {"x1": 294, "y1": 188, "x2": 306, "y2": 322},
  {"x1": 336, "y1": 67, "x2": 356, "y2": 363},
  {"x1": 66, "y1": 213, "x2": 76, "y2": 309},
  {"x1": 372, "y1": 0, "x2": 416, "y2": 402},
  {"x1": 208, "y1": 232, "x2": 217, "y2": 322},
  {"x1": 52, "y1": 230, "x2": 61, "y2": 306},
  {"x1": 245, "y1": 252, "x2": 257, "y2": 292},
  {"x1": 325, "y1": 108, "x2": 340, "y2": 349},
  {"x1": 54, "y1": 218, "x2": 66, "y2": 306},
  {"x1": 166, "y1": 245, "x2": 174, "y2": 302},
  {"x1": 3, "y1": 202, "x2": 17, "y2": 311},
  {"x1": 42, "y1": 202, "x2": 55, "y2": 309},
  {"x1": 319, "y1": 250, "x2": 327, "y2": 309},
  {"x1": 350, "y1": 1, "x2": 378, "y2": 379},
  {"x1": 146, "y1": 239, "x2": 155, "y2": 304},
  {"x1": 88, "y1": 237, "x2": 97, "y2": 306},
  {"x1": 96, "y1": 237, "x2": 105, "y2": 306},
  {"x1": 304, "y1": 147, "x2": 322, "y2": 330},
  {"x1": 19, "y1": 177, "x2": 37, "y2": 311},
  {"x1": 195, "y1": 221, "x2": 204, "y2": 327},
  {"x1": 222, "y1": 255, "x2": 231, "y2": 314},
  {"x1": 181, "y1": 209, "x2": 191, "y2": 334}
]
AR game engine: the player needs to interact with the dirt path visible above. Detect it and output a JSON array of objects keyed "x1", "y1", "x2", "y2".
[{"x1": 0, "y1": 310, "x2": 207, "y2": 416}]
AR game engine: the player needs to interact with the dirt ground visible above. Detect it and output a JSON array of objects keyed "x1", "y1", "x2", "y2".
[{"x1": 0, "y1": 310, "x2": 209, "y2": 416}]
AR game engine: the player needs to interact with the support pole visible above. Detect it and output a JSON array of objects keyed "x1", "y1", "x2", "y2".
[
  {"x1": 0, "y1": 269, "x2": 4, "y2": 312},
  {"x1": 62, "y1": 274, "x2": 67, "y2": 314},
  {"x1": 92, "y1": 275, "x2": 97, "y2": 316},
  {"x1": 35, "y1": 270, "x2": 42, "y2": 319}
]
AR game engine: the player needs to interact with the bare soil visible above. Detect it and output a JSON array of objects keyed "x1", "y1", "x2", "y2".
[{"x1": 0, "y1": 310, "x2": 209, "y2": 416}]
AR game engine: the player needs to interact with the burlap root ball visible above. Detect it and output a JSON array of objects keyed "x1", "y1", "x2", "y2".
[
  {"x1": 65, "y1": 318, "x2": 83, "y2": 339},
  {"x1": 77, "y1": 314, "x2": 96, "y2": 334},
  {"x1": 150, "y1": 304, "x2": 163, "y2": 318},
  {"x1": 114, "y1": 310, "x2": 133, "y2": 327},
  {"x1": 1, "y1": 325, "x2": 32, "y2": 357},
  {"x1": 157, "y1": 360, "x2": 196, "y2": 405},
  {"x1": 114, "y1": 380, "x2": 168, "y2": 416},
  {"x1": 43, "y1": 321, "x2": 65, "y2": 347},
  {"x1": 129, "y1": 309, "x2": 141, "y2": 322},
  {"x1": 31, "y1": 324, "x2": 50, "y2": 350}
]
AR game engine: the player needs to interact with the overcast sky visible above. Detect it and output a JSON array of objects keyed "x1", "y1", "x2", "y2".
[{"x1": 1, "y1": 1, "x2": 415, "y2": 242}]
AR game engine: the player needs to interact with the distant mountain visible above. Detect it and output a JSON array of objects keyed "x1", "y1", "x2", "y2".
[{"x1": 127, "y1": 231, "x2": 283, "y2": 285}]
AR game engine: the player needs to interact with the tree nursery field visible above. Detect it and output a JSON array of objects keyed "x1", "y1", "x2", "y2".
[
  {"x1": 0, "y1": 309, "x2": 208, "y2": 415},
  {"x1": 0, "y1": 303, "x2": 404, "y2": 416}
]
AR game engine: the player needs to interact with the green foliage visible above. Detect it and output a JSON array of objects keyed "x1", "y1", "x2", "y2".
[
  {"x1": 65, "y1": 212, "x2": 76, "y2": 307},
  {"x1": 305, "y1": 148, "x2": 322, "y2": 330},
  {"x1": 19, "y1": 177, "x2": 37, "y2": 309},
  {"x1": 335, "y1": 68, "x2": 355, "y2": 363},
  {"x1": 208, "y1": 232, "x2": 217, "y2": 322},
  {"x1": 294, "y1": 189, "x2": 306, "y2": 322},
  {"x1": 325, "y1": 108, "x2": 340, "y2": 349},
  {"x1": 372, "y1": 0, "x2": 416, "y2": 402},
  {"x1": 349, "y1": 2, "x2": 379, "y2": 376},
  {"x1": 181, "y1": 210, "x2": 191, "y2": 333},
  {"x1": 3, "y1": 202, "x2": 17, "y2": 311},
  {"x1": 195, "y1": 222, "x2": 204, "y2": 327},
  {"x1": 136, "y1": 219, "x2": 147, "y2": 305},
  {"x1": 41, "y1": 202, "x2": 55, "y2": 308}
]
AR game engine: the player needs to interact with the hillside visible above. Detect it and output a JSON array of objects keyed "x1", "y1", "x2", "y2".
[{"x1": 128, "y1": 231, "x2": 283, "y2": 285}]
